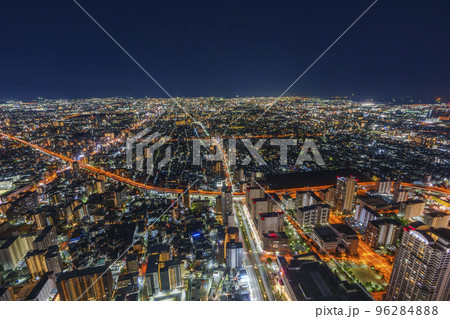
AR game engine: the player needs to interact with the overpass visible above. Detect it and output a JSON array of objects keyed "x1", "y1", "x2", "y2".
[{"x1": 1, "y1": 132, "x2": 449, "y2": 197}]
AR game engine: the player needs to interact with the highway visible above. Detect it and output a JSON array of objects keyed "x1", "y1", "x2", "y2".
[
  {"x1": 0, "y1": 133, "x2": 360, "y2": 197},
  {"x1": 0, "y1": 132, "x2": 221, "y2": 195},
  {"x1": 2, "y1": 132, "x2": 449, "y2": 198},
  {"x1": 234, "y1": 199, "x2": 275, "y2": 301}
]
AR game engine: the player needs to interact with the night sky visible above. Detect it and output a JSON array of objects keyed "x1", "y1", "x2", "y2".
[{"x1": 0, "y1": 0, "x2": 448, "y2": 101}]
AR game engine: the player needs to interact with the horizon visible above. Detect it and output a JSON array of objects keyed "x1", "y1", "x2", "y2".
[{"x1": 0, "y1": 94, "x2": 447, "y2": 104}]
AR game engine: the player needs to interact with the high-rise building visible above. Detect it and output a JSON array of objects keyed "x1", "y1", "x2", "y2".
[
  {"x1": 113, "y1": 186, "x2": 126, "y2": 206},
  {"x1": 226, "y1": 242, "x2": 243, "y2": 269},
  {"x1": 238, "y1": 168, "x2": 245, "y2": 182},
  {"x1": 0, "y1": 234, "x2": 36, "y2": 270},
  {"x1": 297, "y1": 204, "x2": 330, "y2": 227},
  {"x1": 364, "y1": 219, "x2": 401, "y2": 249},
  {"x1": 375, "y1": 179, "x2": 393, "y2": 195},
  {"x1": 145, "y1": 255, "x2": 184, "y2": 295},
  {"x1": 225, "y1": 227, "x2": 240, "y2": 247},
  {"x1": 16, "y1": 272, "x2": 57, "y2": 301},
  {"x1": 281, "y1": 194, "x2": 295, "y2": 210},
  {"x1": 71, "y1": 161, "x2": 80, "y2": 173},
  {"x1": 215, "y1": 195, "x2": 222, "y2": 217},
  {"x1": 25, "y1": 249, "x2": 48, "y2": 278},
  {"x1": 57, "y1": 266, "x2": 113, "y2": 301},
  {"x1": 159, "y1": 260, "x2": 184, "y2": 291},
  {"x1": 334, "y1": 176, "x2": 357, "y2": 213},
  {"x1": 249, "y1": 197, "x2": 271, "y2": 222},
  {"x1": 354, "y1": 196, "x2": 391, "y2": 227},
  {"x1": 393, "y1": 189, "x2": 408, "y2": 203},
  {"x1": 245, "y1": 187, "x2": 264, "y2": 207},
  {"x1": 32, "y1": 225, "x2": 57, "y2": 250},
  {"x1": 423, "y1": 210, "x2": 450, "y2": 228},
  {"x1": 296, "y1": 191, "x2": 322, "y2": 208},
  {"x1": 30, "y1": 211, "x2": 47, "y2": 230},
  {"x1": 317, "y1": 187, "x2": 336, "y2": 206},
  {"x1": 44, "y1": 246, "x2": 62, "y2": 275},
  {"x1": 399, "y1": 200, "x2": 426, "y2": 220},
  {"x1": 386, "y1": 224, "x2": 450, "y2": 301}
]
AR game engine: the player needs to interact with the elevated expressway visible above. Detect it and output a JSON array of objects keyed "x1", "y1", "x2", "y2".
[{"x1": 1, "y1": 133, "x2": 449, "y2": 197}]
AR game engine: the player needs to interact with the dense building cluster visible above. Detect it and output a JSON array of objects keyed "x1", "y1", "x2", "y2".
[{"x1": 0, "y1": 97, "x2": 448, "y2": 301}]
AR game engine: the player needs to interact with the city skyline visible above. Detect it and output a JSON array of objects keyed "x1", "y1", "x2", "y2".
[{"x1": 0, "y1": 0, "x2": 449, "y2": 307}]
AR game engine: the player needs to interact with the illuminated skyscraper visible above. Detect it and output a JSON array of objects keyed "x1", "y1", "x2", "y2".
[
  {"x1": 386, "y1": 224, "x2": 450, "y2": 301},
  {"x1": 334, "y1": 176, "x2": 357, "y2": 213}
]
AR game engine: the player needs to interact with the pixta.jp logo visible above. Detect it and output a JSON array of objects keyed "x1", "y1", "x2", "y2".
[
  {"x1": 126, "y1": 130, "x2": 325, "y2": 175},
  {"x1": 126, "y1": 128, "x2": 171, "y2": 175}
]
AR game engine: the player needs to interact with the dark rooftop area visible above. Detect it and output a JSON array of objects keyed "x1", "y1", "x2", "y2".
[
  {"x1": 331, "y1": 223, "x2": 358, "y2": 236},
  {"x1": 314, "y1": 227, "x2": 337, "y2": 242},
  {"x1": 266, "y1": 169, "x2": 370, "y2": 189}
]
